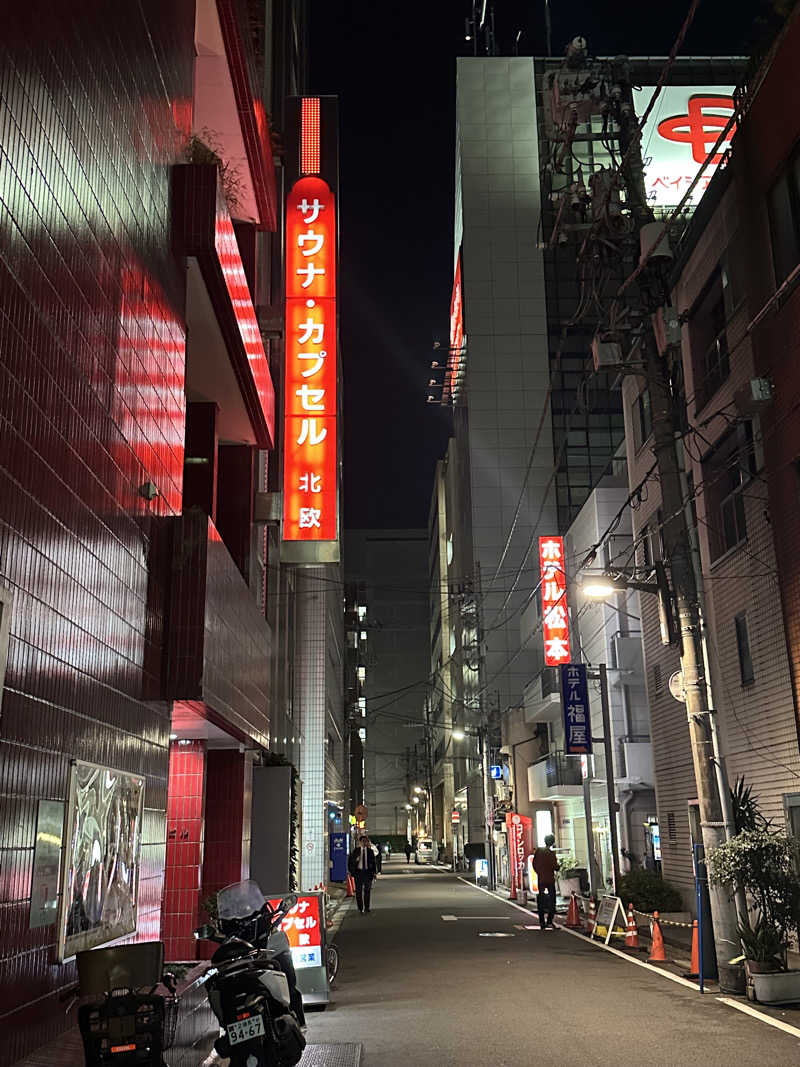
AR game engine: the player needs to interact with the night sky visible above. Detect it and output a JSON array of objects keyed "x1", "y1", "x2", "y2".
[{"x1": 309, "y1": 1, "x2": 774, "y2": 530}]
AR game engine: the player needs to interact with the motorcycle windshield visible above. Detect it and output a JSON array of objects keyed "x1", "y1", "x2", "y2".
[{"x1": 217, "y1": 879, "x2": 266, "y2": 920}]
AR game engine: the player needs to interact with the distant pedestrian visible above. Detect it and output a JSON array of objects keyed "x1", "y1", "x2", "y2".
[
  {"x1": 371, "y1": 839, "x2": 383, "y2": 874},
  {"x1": 404, "y1": 841, "x2": 412, "y2": 863},
  {"x1": 348, "y1": 834, "x2": 378, "y2": 913},
  {"x1": 532, "y1": 834, "x2": 560, "y2": 931}
]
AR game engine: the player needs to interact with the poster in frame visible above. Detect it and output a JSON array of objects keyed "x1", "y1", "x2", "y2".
[{"x1": 56, "y1": 760, "x2": 145, "y2": 961}]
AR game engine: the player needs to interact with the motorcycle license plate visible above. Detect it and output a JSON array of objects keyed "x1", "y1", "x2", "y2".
[{"x1": 226, "y1": 1013, "x2": 266, "y2": 1045}]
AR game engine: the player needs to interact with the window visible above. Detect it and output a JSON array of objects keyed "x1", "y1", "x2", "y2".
[
  {"x1": 735, "y1": 613, "x2": 755, "y2": 685},
  {"x1": 689, "y1": 264, "x2": 733, "y2": 409},
  {"x1": 703, "y1": 422, "x2": 756, "y2": 561},
  {"x1": 631, "y1": 386, "x2": 652, "y2": 452},
  {"x1": 768, "y1": 146, "x2": 800, "y2": 285}
]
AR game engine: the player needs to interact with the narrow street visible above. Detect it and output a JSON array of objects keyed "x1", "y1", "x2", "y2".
[{"x1": 308, "y1": 859, "x2": 800, "y2": 1067}]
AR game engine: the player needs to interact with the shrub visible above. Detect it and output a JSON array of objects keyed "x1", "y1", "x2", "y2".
[{"x1": 616, "y1": 869, "x2": 683, "y2": 913}]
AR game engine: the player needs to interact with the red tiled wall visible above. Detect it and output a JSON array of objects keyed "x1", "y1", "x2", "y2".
[
  {"x1": 198, "y1": 750, "x2": 252, "y2": 957},
  {"x1": 0, "y1": 2, "x2": 193, "y2": 1063},
  {"x1": 162, "y1": 742, "x2": 206, "y2": 962}
]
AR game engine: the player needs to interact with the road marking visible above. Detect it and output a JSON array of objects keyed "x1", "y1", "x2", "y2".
[
  {"x1": 440, "y1": 914, "x2": 514, "y2": 921},
  {"x1": 478, "y1": 932, "x2": 515, "y2": 937},
  {"x1": 716, "y1": 997, "x2": 800, "y2": 1041}
]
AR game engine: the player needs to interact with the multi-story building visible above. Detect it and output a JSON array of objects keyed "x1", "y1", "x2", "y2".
[
  {"x1": 345, "y1": 530, "x2": 429, "y2": 841},
  {"x1": 519, "y1": 465, "x2": 656, "y2": 891},
  {"x1": 435, "y1": 46, "x2": 742, "y2": 882},
  {"x1": 0, "y1": 2, "x2": 344, "y2": 1060},
  {"x1": 618, "y1": 8, "x2": 800, "y2": 905}
]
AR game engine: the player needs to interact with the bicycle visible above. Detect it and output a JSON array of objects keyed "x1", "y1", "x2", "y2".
[{"x1": 325, "y1": 943, "x2": 339, "y2": 985}]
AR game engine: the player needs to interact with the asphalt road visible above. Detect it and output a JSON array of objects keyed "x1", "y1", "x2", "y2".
[{"x1": 307, "y1": 857, "x2": 800, "y2": 1066}]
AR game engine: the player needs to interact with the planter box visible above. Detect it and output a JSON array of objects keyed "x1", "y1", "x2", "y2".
[
  {"x1": 751, "y1": 969, "x2": 800, "y2": 1004},
  {"x1": 557, "y1": 876, "x2": 581, "y2": 899}
]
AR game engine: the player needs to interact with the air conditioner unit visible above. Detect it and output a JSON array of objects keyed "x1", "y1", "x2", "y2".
[{"x1": 592, "y1": 335, "x2": 622, "y2": 371}]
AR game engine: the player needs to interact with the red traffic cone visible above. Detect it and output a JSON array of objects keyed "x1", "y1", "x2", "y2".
[
  {"x1": 346, "y1": 874, "x2": 355, "y2": 897},
  {"x1": 648, "y1": 910, "x2": 667, "y2": 962},
  {"x1": 688, "y1": 919, "x2": 700, "y2": 977},
  {"x1": 566, "y1": 891, "x2": 583, "y2": 930},
  {"x1": 586, "y1": 896, "x2": 597, "y2": 935},
  {"x1": 625, "y1": 903, "x2": 639, "y2": 948}
]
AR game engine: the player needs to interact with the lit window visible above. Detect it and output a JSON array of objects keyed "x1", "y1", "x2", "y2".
[
  {"x1": 358, "y1": 728, "x2": 366, "y2": 741},
  {"x1": 446, "y1": 534, "x2": 454, "y2": 565},
  {"x1": 357, "y1": 605, "x2": 367, "y2": 621},
  {"x1": 358, "y1": 697, "x2": 366, "y2": 711},
  {"x1": 357, "y1": 666, "x2": 366, "y2": 683},
  {"x1": 449, "y1": 631, "x2": 456, "y2": 657},
  {"x1": 360, "y1": 630, "x2": 367, "y2": 641}
]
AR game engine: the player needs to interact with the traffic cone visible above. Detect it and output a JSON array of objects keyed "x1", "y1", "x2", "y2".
[
  {"x1": 346, "y1": 874, "x2": 355, "y2": 897},
  {"x1": 586, "y1": 896, "x2": 596, "y2": 935},
  {"x1": 566, "y1": 891, "x2": 583, "y2": 930},
  {"x1": 688, "y1": 919, "x2": 700, "y2": 977},
  {"x1": 625, "y1": 903, "x2": 639, "y2": 948},
  {"x1": 648, "y1": 910, "x2": 667, "y2": 962}
]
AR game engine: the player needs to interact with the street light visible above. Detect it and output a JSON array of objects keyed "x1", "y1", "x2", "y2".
[
  {"x1": 451, "y1": 728, "x2": 466, "y2": 741},
  {"x1": 412, "y1": 796, "x2": 420, "y2": 804},
  {"x1": 413, "y1": 785, "x2": 423, "y2": 793}
]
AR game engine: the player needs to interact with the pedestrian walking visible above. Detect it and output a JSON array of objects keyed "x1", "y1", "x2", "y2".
[
  {"x1": 404, "y1": 840, "x2": 412, "y2": 864},
  {"x1": 348, "y1": 834, "x2": 378, "y2": 913},
  {"x1": 532, "y1": 834, "x2": 560, "y2": 931}
]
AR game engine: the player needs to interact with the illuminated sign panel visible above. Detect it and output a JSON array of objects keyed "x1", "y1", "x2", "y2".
[
  {"x1": 539, "y1": 536, "x2": 570, "y2": 666},
  {"x1": 268, "y1": 894, "x2": 322, "y2": 969},
  {"x1": 633, "y1": 85, "x2": 736, "y2": 207},
  {"x1": 283, "y1": 174, "x2": 337, "y2": 543},
  {"x1": 443, "y1": 251, "x2": 465, "y2": 403}
]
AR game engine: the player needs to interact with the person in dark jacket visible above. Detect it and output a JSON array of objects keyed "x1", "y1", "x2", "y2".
[
  {"x1": 404, "y1": 840, "x2": 413, "y2": 863},
  {"x1": 348, "y1": 835, "x2": 378, "y2": 913},
  {"x1": 532, "y1": 833, "x2": 560, "y2": 930}
]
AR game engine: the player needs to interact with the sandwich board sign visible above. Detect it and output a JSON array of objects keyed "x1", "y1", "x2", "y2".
[{"x1": 592, "y1": 895, "x2": 626, "y2": 945}]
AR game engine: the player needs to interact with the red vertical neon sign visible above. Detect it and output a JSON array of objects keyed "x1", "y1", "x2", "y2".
[
  {"x1": 283, "y1": 175, "x2": 337, "y2": 542},
  {"x1": 540, "y1": 536, "x2": 570, "y2": 666}
]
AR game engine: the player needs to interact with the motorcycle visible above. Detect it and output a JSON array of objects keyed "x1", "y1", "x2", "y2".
[
  {"x1": 73, "y1": 941, "x2": 178, "y2": 1066},
  {"x1": 195, "y1": 880, "x2": 306, "y2": 1067}
]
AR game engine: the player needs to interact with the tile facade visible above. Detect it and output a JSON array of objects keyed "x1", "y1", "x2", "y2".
[{"x1": 0, "y1": 2, "x2": 193, "y2": 1062}]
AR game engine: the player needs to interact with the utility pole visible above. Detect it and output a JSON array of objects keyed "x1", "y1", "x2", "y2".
[
  {"x1": 642, "y1": 335, "x2": 742, "y2": 992},
  {"x1": 598, "y1": 664, "x2": 622, "y2": 892}
]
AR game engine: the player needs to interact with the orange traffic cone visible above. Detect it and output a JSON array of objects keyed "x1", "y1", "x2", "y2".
[
  {"x1": 688, "y1": 919, "x2": 700, "y2": 977},
  {"x1": 346, "y1": 874, "x2": 355, "y2": 897},
  {"x1": 625, "y1": 903, "x2": 639, "y2": 948},
  {"x1": 586, "y1": 896, "x2": 596, "y2": 935},
  {"x1": 648, "y1": 910, "x2": 667, "y2": 962},
  {"x1": 566, "y1": 891, "x2": 583, "y2": 930}
]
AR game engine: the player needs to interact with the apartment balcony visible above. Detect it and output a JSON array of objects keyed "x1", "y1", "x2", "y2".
[
  {"x1": 173, "y1": 163, "x2": 275, "y2": 448},
  {"x1": 165, "y1": 510, "x2": 271, "y2": 748},
  {"x1": 523, "y1": 667, "x2": 561, "y2": 724},
  {"x1": 194, "y1": 0, "x2": 278, "y2": 229},
  {"x1": 527, "y1": 751, "x2": 583, "y2": 801}
]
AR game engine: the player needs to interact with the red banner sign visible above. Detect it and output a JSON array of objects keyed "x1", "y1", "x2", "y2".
[
  {"x1": 505, "y1": 813, "x2": 532, "y2": 900},
  {"x1": 540, "y1": 536, "x2": 570, "y2": 666},
  {"x1": 283, "y1": 175, "x2": 337, "y2": 543},
  {"x1": 268, "y1": 894, "x2": 322, "y2": 969}
]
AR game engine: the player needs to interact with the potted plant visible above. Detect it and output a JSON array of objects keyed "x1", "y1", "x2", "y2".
[
  {"x1": 709, "y1": 828, "x2": 800, "y2": 1004},
  {"x1": 556, "y1": 853, "x2": 583, "y2": 898}
]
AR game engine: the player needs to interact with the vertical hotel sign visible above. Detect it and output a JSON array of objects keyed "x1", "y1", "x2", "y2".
[
  {"x1": 539, "y1": 537, "x2": 570, "y2": 666},
  {"x1": 283, "y1": 97, "x2": 338, "y2": 556}
]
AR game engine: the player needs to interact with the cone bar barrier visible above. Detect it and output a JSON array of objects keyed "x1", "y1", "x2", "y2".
[
  {"x1": 566, "y1": 891, "x2": 583, "y2": 930},
  {"x1": 586, "y1": 896, "x2": 597, "y2": 936},
  {"x1": 648, "y1": 910, "x2": 667, "y2": 962},
  {"x1": 625, "y1": 903, "x2": 639, "y2": 948}
]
